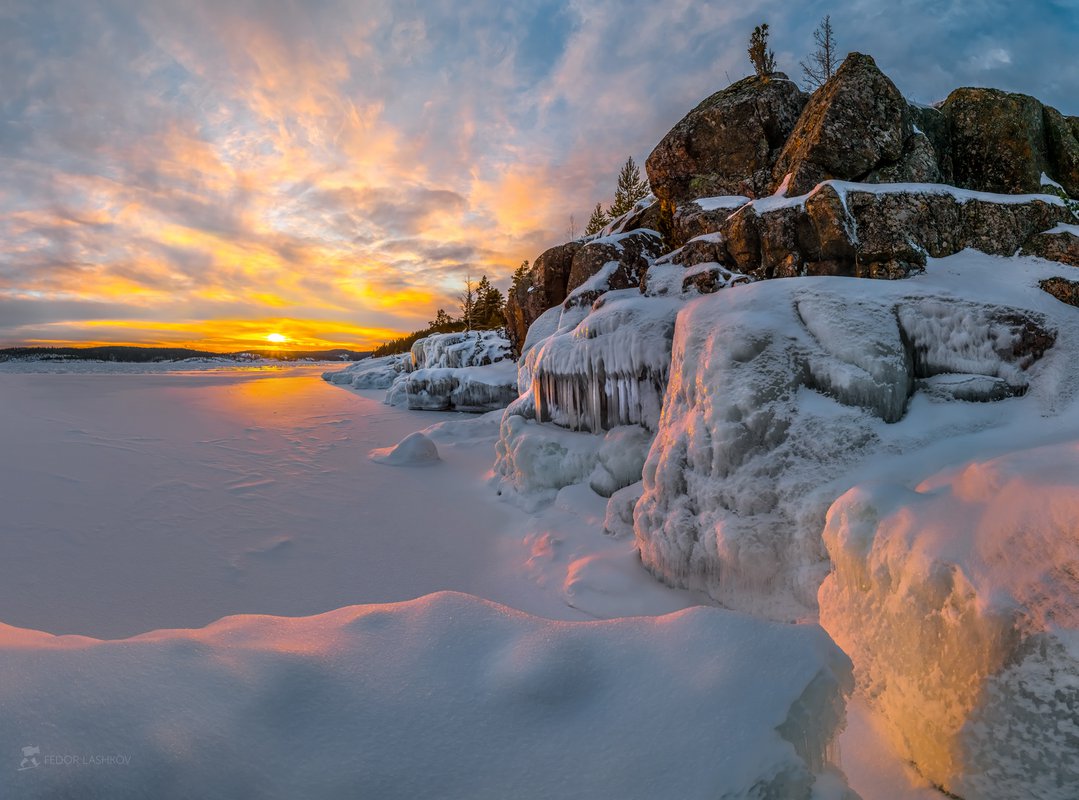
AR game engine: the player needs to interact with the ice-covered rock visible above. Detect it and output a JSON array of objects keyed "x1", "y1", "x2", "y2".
[
  {"x1": 322, "y1": 353, "x2": 410, "y2": 389},
  {"x1": 495, "y1": 416, "x2": 654, "y2": 507},
  {"x1": 328, "y1": 332, "x2": 517, "y2": 413},
  {"x1": 405, "y1": 361, "x2": 518, "y2": 412},
  {"x1": 0, "y1": 591, "x2": 857, "y2": 800},
  {"x1": 819, "y1": 443, "x2": 1079, "y2": 799},
  {"x1": 410, "y1": 330, "x2": 511, "y2": 370},
  {"x1": 369, "y1": 431, "x2": 441, "y2": 466},
  {"x1": 634, "y1": 253, "x2": 1079, "y2": 619}
]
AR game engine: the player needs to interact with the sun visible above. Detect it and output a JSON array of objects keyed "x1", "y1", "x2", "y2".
[{"x1": 266, "y1": 333, "x2": 288, "y2": 344}]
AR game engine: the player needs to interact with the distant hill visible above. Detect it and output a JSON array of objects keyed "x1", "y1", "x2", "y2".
[{"x1": 0, "y1": 346, "x2": 371, "y2": 363}]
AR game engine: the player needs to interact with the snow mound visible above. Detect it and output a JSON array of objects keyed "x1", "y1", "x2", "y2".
[
  {"x1": 819, "y1": 443, "x2": 1079, "y2": 800},
  {"x1": 635, "y1": 252, "x2": 1079, "y2": 619},
  {"x1": 369, "y1": 432, "x2": 441, "y2": 466},
  {"x1": 0, "y1": 592, "x2": 855, "y2": 800}
]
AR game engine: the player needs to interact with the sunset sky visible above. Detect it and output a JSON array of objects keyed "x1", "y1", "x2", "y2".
[{"x1": 2, "y1": 0, "x2": 1077, "y2": 350}]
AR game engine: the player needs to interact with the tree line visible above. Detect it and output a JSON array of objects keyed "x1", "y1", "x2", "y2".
[{"x1": 370, "y1": 274, "x2": 506, "y2": 359}]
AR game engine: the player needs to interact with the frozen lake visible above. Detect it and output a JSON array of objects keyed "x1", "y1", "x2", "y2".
[{"x1": 0, "y1": 365, "x2": 521, "y2": 637}]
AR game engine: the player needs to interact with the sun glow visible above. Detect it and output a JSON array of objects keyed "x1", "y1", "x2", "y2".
[{"x1": 266, "y1": 333, "x2": 288, "y2": 344}]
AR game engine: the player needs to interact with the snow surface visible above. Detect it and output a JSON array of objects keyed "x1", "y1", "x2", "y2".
[
  {"x1": 0, "y1": 591, "x2": 854, "y2": 800},
  {"x1": 322, "y1": 352, "x2": 408, "y2": 389},
  {"x1": 820, "y1": 443, "x2": 1079, "y2": 799},
  {"x1": 748, "y1": 178, "x2": 1067, "y2": 215},
  {"x1": 0, "y1": 358, "x2": 946, "y2": 799},
  {"x1": 1045, "y1": 222, "x2": 1079, "y2": 236},
  {"x1": 692, "y1": 195, "x2": 750, "y2": 212}
]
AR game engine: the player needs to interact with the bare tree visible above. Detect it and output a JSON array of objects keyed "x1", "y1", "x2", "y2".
[
  {"x1": 568, "y1": 213, "x2": 578, "y2": 241},
  {"x1": 458, "y1": 274, "x2": 476, "y2": 332},
  {"x1": 800, "y1": 16, "x2": 838, "y2": 90},
  {"x1": 748, "y1": 23, "x2": 777, "y2": 77}
]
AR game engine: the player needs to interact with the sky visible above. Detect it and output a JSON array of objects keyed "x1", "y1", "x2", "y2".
[{"x1": 2, "y1": 1, "x2": 1077, "y2": 351}]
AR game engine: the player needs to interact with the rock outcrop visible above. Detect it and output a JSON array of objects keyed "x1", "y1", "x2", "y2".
[
  {"x1": 1021, "y1": 223, "x2": 1079, "y2": 266},
  {"x1": 646, "y1": 74, "x2": 807, "y2": 205},
  {"x1": 942, "y1": 88, "x2": 1079, "y2": 198},
  {"x1": 505, "y1": 241, "x2": 582, "y2": 354},
  {"x1": 716, "y1": 183, "x2": 1071, "y2": 279},
  {"x1": 771, "y1": 53, "x2": 915, "y2": 195},
  {"x1": 563, "y1": 230, "x2": 665, "y2": 309}
]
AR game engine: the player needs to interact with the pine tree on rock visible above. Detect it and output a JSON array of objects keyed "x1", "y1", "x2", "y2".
[
  {"x1": 800, "y1": 16, "x2": 838, "y2": 90},
  {"x1": 585, "y1": 202, "x2": 611, "y2": 235},
  {"x1": 748, "y1": 23, "x2": 777, "y2": 77},
  {"x1": 607, "y1": 157, "x2": 650, "y2": 219}
]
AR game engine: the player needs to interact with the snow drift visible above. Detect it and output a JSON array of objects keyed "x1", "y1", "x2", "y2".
[
  {"x1": 819, "y1": 443, "x2": 1079, "y2": 800},
  {"x1": 1, "y1": 591, "x2": 855, "y2": 800}
]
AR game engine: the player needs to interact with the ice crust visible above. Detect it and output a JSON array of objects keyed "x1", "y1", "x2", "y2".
[
  {"x1": 819, "y1": 443, "x2": 1079, "y2": 799},
  {"x1": 0, "y1": 591, "x2": 856, "y2": 800}
]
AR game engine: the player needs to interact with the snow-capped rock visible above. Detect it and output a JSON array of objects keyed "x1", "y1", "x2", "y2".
[{"x1": 322, "y1": 352, "x2": 410, "y2": 389}]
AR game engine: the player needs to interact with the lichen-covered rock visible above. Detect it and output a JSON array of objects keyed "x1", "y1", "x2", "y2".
[
  {"x1": 1040, "y1": 275, "x2": 1079, "y2": 307},
  {"x1": 563, "y1": 230, "x2": 665, "y2": 309},
  {"x1": 646, "y1": 74, "x2": 807, "y2": 205},
  {"x1": 506, "y1": 241, "x2": 582, "y2": 354},
  {"x1": 717, "y1": 183, "x2": 1071, "y2": 280},
  {"x1": 1043, "y1": 107, "x2": 1079, "y2": 197},
  {"x1": 942, "y1": 87, "x2": 1053, "y2": 195},
  {"x1": 772, "y1": 53, "x2": 915, "y2": 196},
  {"x1": 1022, "y1": 223, "x2": 1079, "y2": 266}
]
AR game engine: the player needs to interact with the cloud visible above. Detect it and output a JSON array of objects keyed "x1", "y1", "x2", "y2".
[{"x1": 1, "y1": 0, "x2": 1076, "y2": 349}]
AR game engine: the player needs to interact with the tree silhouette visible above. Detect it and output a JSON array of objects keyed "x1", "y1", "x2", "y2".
[
  {"x1": 748, "y1": 23, "x2": 777, "y2": 77},
  {"x1": 800, "y1": 16, "x2": 838, "y2": 90}
]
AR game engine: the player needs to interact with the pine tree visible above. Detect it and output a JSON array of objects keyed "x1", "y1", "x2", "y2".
[
  {"x1": 608, "y1": 157, "x2": 649, "y2": 219},
  {"x1": 585, "y1": 202, "x2": 611, "y2": 235},
  {"x1": 430, "y1": 308, "x2": 454, "y2": 332},
  {"x1": 510, "y1": 260, "x2": 530, "y2": 294},
  {"x1": 748, "y1": 23, "x2": 777, "y2": 77},
  {"x1": 800, "y1": 16, "x2": 838, "y2": 90}
]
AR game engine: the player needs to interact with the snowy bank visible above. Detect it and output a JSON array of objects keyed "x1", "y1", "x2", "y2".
[
  {"x1": 1, "y1": 592, "x2": 855, "y2": 800},
  {"x1": 819, "y1": 444, "x2": 1079, "y2": 800}
]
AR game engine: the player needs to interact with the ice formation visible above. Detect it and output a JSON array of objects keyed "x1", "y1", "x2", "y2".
[
  {"x1": 634, "y1": 253, "x2": 1079, "y2": 619},
  {"x1": 403, "y1": 361, "x2": 519, "y2": 412},
  {"x1": 496, "y1": 285, "x2": 685, "y2": 503},
  {"x1": 819, "y1": 443, "x2": 1079, "y2": 799},
  {"x1": 0, "y1": 591, "x2": 856, "y2": 800},
  {"x1": 369, "y1": 431, "x2": 441, "y2": 466}
]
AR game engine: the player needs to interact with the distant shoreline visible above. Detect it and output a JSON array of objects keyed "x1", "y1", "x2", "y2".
[{"x1": 0, "y1": 345, "x2": 371, "y2": 364}]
